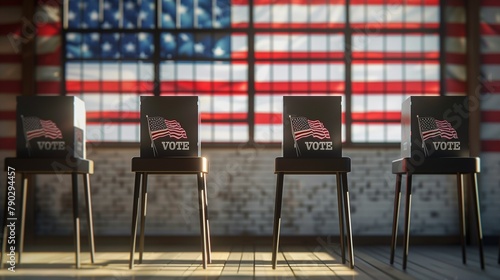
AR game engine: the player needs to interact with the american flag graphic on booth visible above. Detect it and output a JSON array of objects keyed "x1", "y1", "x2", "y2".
[
  {"x1": 418, "y1": 116, "x2": 458, "y2": 142},
  {"x1": 147, "y1": 116, "x2": 187, "y2": 141},
  {"x1": 290, "y1": 116, "x2": 330, "y2": 141},
  {"x1": 22, "y1": 116, "x2": 63, "y2": 141}
]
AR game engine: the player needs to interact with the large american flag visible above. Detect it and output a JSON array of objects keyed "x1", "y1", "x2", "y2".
[
  {"x1": 147, "y1": 116, "x2": 187, "y2": 141},
  {"x1": 0, "y1": 1, "x2": 499, "y2": 149},
  {"x1": 22, "y1": 116, "x2": 63, "y2": 141},
  {"x1": 418, "y1": 116, "x2": 458, "y2": 141},
  {"x1": 290, "y1": 116, "x2": 330, "y2": 141}
]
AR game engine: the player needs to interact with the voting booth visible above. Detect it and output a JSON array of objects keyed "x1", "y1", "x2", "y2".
[
  {"x1": 130, "y1": 96, "x2": 211, "y2": 269},
  {"x1": 16, "y1": 96, "x2": 86, "y2": 158},
  {"x1": 140, "y1": 96, "x2": 200, "y2": 158},
  {"x1": 283, "y1": 96, "x2": 342, "y2": 158},
  {"x1": 401, "y1": 96, "x2": 469, "y2": 158},
  {"x1": 272, "y1": 96, "x2": 354, "y2": 270}
]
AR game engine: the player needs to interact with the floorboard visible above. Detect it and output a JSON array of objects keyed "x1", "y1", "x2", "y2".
[{"x1": 0, "y1": 244, "x2": 498, "y2": 279}]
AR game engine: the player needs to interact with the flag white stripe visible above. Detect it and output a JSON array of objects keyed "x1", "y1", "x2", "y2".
[
  {"x1": 481, "y1": 36, "x2": 500, "y2": 54},
  {"x1": 480, "y1": 7, "x2": 500, "y2": 24},
  {"x1": 352, "y1": 64, "x2": 439, "y2": 82},
  {"x1": 161, "y1": 63, "x2": 247, "y2": 81},
  {"x1": 352, "y1": 35, "x2": 439, "y2": 52},
  {"x1": 481, "y1": 123, "x2": 500, "y2": 140},
  {"x1": 0, "y1": 121, "x2": 15, "y2": 137},
  {"x1": 36, "y1": 36, "x2": 60, "y2": 54},
  {"x1": 0, "y1": 7, "x2": 22, "y2": 25},
  {"x1": 0, "y1": 94, "x2": 17, "y2": 111},
  {"x1": 255, "y1": 63, "x2": 345, "y2": 82},
  {"x1": 0, "y1": 63, "x2": 21, "y2": 80},
  {"x1": 350, "y1": 6, "x2": 438, "y2": 23}
]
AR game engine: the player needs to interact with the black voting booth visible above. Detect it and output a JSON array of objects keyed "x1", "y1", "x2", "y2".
[
  {"x1": 129, "y1": 96, "x2": 211, "y2": 269},
  {"x1": 390, "y1": 96, "x2": 484, "y2": 270},
  {"x1": 2, "y1": 96, "x2": 95, "y2": 268},
  {"x1": 272, "y1": 96, "x2": 354, "y2": 269}
]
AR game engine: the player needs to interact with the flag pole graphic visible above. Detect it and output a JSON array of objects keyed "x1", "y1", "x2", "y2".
[
  {"x1": 416, "y1": 115, "x2": 429, "y2": 157},
  {"x1": 20, "y1": 115, "x2": 31, "y2": 157},
  {"x1": 146, "y1": 115, "x2": 158, "y2": 157},
  {"x1": 289, "y1": 115, "x2": 301, "y2": 157}
]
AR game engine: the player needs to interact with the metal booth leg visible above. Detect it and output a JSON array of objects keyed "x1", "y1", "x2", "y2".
[
  {"x1": 272, "y1": 172, "x2": 284, "y2": 269},
  {"x1": 336, "y1": 172, "x2": 345, "y2": 264},
  {"x1": 71, "y1": 173, "x2": 81, "y2": 268},
  {"x1": 17, "y1": 174, "x2": 28, "y2": 264},
  {"x1": 203, "y1": 172, "x2": 212, "y2": 263},
  {"x1": 138, "y1": 173, "x2": 148, "y2": 264},
  {"x1": 470, "y1": 173, "x2": 485, "y2": 270},
  {"x1": 83, "y1": 173, "x2": 96, "y2": 263},
  {"x1": 197, "y1": 172, "x2": 208, "y2": 269},
  {"x1": 402, "y1": 174, "x2": 413, "y2": 270},
  {"x1": 390, "y1": 174, "x2": 402, "y2": 265},
  {"x1": 456, "y1": 173, "x2": 466, "y2": 264},
  {"x1": 341, "y1": 172, "x2": 354, "y2": 269},
  {"x1": 129, "y1": 172, "x2": 142, "y2": 269}
]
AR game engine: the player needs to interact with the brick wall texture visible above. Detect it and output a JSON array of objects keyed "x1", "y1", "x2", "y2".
[{"x1": 1, "y1": 148, "x2": 499, "y2": 237}]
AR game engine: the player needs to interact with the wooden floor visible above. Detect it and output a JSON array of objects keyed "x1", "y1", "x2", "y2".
[{"x1": 0, "y1": 242, "x2": 498, "y2": 279}]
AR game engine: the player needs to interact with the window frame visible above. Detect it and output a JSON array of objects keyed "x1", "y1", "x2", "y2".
[{"x1": 61, "y1": 0, "x2": 447, "y2": 148}]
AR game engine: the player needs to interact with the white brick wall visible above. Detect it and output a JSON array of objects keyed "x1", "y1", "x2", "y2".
[{"x1": 1, "y1": 148, "x2": 499, "y2": 237}]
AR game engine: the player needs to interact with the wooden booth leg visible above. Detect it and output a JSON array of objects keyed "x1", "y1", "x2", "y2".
[
  {"x1": 341, "y1": 172, "x2": 354, "y2": 269},
  {"x1": 390, "y1": 174, "x2": 402, "y2": 265},
  {"x1": 129, "y1": 172, "x2": 142, "y2": 269},
  {"x1": 456, "y1": 173, "x2": 466, "y2": 264},
  {"x1": 83, "y1": 173, "x2": 96, "y2": 263},
  {"x1": 272, "y1": 172, "x2": 284, "y2": 269},
  {"x1": 336, "y1": 173, "x2": 345, "y2": 264}
]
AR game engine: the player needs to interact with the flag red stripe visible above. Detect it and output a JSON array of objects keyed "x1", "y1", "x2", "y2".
[
  {"x1": 447, "y1": 53, "x2": 466, "y2": 64},
  {"x1": 87, "y1": 111, "x2": 140, "y2": 120},
  {"x1": 37, "y1": 22, "x2": 60, "y2": 36},
  {"x1": 353, "y1": 52, "x2": 439, "y2": 59},
  {"x1": 37, "y1": 50, "x2": 61, "y2": 65},
  {"x1": 350, "y1": 0, "x2": 438, "y2": 4},
  {"x1": 0, "y1": 0, "x2": 21, "y2": 6},
  {"x1": 36, "y1": 81, "x2": 60, "y2": 94},
  {"x1": 255, "y1": 52, "x2": 345, "y2": 59},
  {"x1": 482, "y1": 111, "x2": 500, "y2": 122},
  {"x1": 351, "y1": 81, "x2": 439, "y2": 93},
  {"x1": 351, "y1": 60, "x2": 439, "y2": 64},
  {"x1": 0, "y1": 81, "x2": 21, "y2": 93},
  {"x1": 252, "y1": 0, "x2": 345, "y2": 4},
  {"x1": 349, "y1": 23, "x2": 439, "y2": 29},
  {"x1": 446, "y1": 79, "x2": 467, "y2": 93},
  {"x1": 480, "y1": 23, "x2": 500, "y2": 35},
  {"x1": 447, "y1": 23, "x2": 467, "y2": 37},
  {"x1": 65, "y1": 81, "x2": 445, "y2": 94},
  {"x1": 250, "y1": 0, "x2": 438, "y2": 4},
  {"x1": 66, "y1": 81, "x2": 156, "y2": 93},
  {"x1": 482, "y1": 140, "x2": 500, "y2": 152},
  {"x1": 0, "y1": 23, "x2": 20, "y2": 35},
  {"x1": 252, "y1": 23, "x2": 346, "y2": 29},
  {"x1": 0, "y1": 137, "x2": 16, "y2": 150},
  {"x1": 481, "y1": 0, "x2": 500, "y2": 6},
  {"x1": 255, "y1": 81, "x2": 345, "y2": 92},
  {"x1": 481, "y1": 54, "x2": 500, "y2": 64},
  {"x1": 0, "y1": 111, "x2": 16, "y2": 119},
  {"x1": 0, "y1": 55, "x2": 21, "y2": 63}
]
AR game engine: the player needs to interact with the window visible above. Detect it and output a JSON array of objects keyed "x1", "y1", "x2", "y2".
[{"x1": 63, "y1": 0, "x2": 442, "y2": 144}]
